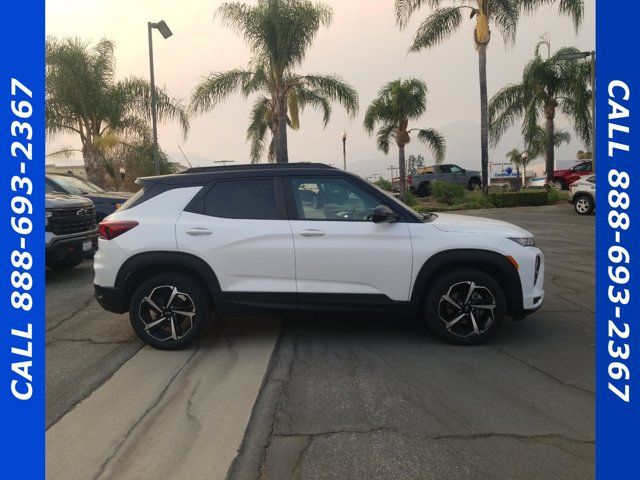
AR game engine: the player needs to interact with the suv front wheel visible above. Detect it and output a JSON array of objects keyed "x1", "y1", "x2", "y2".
[
  {"x1": 424, "y1": 269, "x2": 506, "y2": 345},
  {"x1": 129, "y1": 273, "x2": 210, "y2": 350}
]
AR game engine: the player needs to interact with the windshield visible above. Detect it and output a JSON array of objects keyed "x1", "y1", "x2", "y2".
[{"x1": 48, "y1": 174, "x2": 105, "y2": 194}]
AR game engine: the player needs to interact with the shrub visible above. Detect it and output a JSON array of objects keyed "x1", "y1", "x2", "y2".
[
  {"x1": 403, "y1": 189, "x2": 418, "y2": 206},
  {"x1": 546, "y1": 188, "x2": 560, "y2": 204},
  {"x1": 431, "y1": 182, "x2": 466, "y2": 206},
  {"x1": 488, "y1": 190, "x2": 548, "y2": 208},
  {"x1": 374, "y1": 178, "x2": 393, "y2": 192}
]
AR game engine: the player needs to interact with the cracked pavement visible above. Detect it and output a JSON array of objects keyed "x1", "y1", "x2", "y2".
[
  {"x1": 46, "y1": 204, "x2": 594, "y2": 479},
  {"x1": 228, "y1": 205, "x2": 595, "y2": 480}
]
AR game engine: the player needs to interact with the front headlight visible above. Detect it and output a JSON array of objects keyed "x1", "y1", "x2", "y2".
[{"x1": 509, "y1": 237, "x2": 535, "y2": 247}]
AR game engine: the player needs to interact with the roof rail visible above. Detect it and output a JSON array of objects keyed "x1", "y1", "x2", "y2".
[{"x1": 181, "y1": 162, "x2": 336, "y2": 174}]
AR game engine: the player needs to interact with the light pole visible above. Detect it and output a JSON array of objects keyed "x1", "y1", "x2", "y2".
[
  {"x1": 387, "y1": 165, "x2": 396, "y2": 182},
  {"x1": 521, "y1": 151, "x2": 529, "y2": 188},
  {"x1": 556, "y1": 50, "x2": 596, "y2": 168},
  {"x1": 148, "y1": 20, "x2": 173, "y2": 175},
  {"x1": 119, "y1": 167, "x2": 126, "y2": 191},
  {"x1": 341, "y1": 131, "x2": 347, "y2": 170}
]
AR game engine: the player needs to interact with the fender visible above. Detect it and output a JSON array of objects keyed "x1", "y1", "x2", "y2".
[
  {"x1": 115, "y1": 251, "x2": 222, "y2": 303},
  {"x1": 409, "y1": 249, "x2": 524, "y2": 317}
]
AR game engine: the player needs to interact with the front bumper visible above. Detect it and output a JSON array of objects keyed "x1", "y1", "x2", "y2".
[
  {"x1": 94, "y1": 284, "x2": 128, "y2": 314},
  {"x1": 45, "y1": 230, "x2": 98, "y2": 264}
]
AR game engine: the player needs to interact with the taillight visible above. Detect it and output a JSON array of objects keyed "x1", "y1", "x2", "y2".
[
  {"x1": 407, "y1": 175, "x2": 413, "y2": 184},
  {"x1": 98, "y1": 220, "x2": 139, "y2": 240}
]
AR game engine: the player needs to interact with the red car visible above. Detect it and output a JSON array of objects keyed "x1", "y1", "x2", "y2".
[{"x1": 551, "y1": 161, "x2": 593, "y2": 190}]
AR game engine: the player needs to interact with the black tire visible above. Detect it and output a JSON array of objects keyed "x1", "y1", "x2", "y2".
[
  {"x1": 417, "y1": 182, "x2": 431, "y2": 197},
  {"x1": 424, "y1": 268, "x2": 506, "y2": 346},
  {"x1": 46, "y1": 257, "x2": 83, "y2": 271},
  {"x1": 129, "y1": 273, "x2": 210, "y2": 350},
  {"x1": 573, "y1": 194, "x2": 594, "y2": 215},
  {"x1": 467, "y1": 177, "x2": 482, "y2": 191},
  {"x1": 551, "y1": 178, "x2": 566, "y2": 190}
]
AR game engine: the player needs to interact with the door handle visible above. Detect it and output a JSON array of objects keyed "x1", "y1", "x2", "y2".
[
  {"x1": 186, "y1": 228, "x2": 212, "y2": 236},
  {"x1": 299, "y1": 229, "x2": 326, "y2": 237}
]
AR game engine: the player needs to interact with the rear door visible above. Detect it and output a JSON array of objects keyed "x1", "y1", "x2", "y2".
[
  {"x1": 285, "y1": 176, "x2": 413, "y2": 302},
  {"x1": 175, "y1": 177, "x2": 296, "y2": 295}
]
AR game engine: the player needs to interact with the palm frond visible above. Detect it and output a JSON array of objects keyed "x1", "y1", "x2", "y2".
[
  {"x1": 416, "y1": 128, "x2": 446, "y2": 163},
  {"x1": 376, "y1": 124, "x2": 396, "y2": 155},
  {"x1": 394, "y1": 0, "x2": 443, "y2": 28},
  {"x1": 190, "y1": 69, "x2": 256, "y2": 114},
  {"x1": 409, "y1": 7, "x2": 464, "y2": 52},
  {"x1": 296, "y1": 74, "x2": 359, "y2": 116},
  {"x1": 489, "y1": 0, "x2": 519, "y2": 45}
]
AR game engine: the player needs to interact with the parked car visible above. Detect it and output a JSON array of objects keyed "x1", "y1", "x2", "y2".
[
  {"x1": 569, "y1": 175, "x2": 596, "y2": 215},
  {"x1": 551, "y1": 160, "x2": 592, "y2": 190},
  {"x1": 46, "y1": 173, "x2": 132, "y2": 222},
  {"x1": 94, "y1": 163, "x2": 544, "y2": 349},
  {"x1": 46, "y1": 184, "x2": 98, "y2": 270},
  {"x1": 409, "y1": 164, "x2": 482, "y2": 197}
]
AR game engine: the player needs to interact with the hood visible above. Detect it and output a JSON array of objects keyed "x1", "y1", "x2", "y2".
[
  {"x1": 432, "y1": 213, "x2": 532, "y2": 237},
  {"x1": 45, "y1": 192, "x2": 94, "y2": 209},
  {"x1": 83, "y1": 191, "x2": 133, "y2": 204}
]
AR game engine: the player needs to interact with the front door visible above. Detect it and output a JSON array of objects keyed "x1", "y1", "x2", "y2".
[{"x1": 286, "y1": 177, "x2": 413, "y2": 303}]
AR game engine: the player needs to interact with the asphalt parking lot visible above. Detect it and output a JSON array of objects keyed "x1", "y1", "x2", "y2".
[{"x1": 46, "y1": 204, "x2": 594, "y2": 480}]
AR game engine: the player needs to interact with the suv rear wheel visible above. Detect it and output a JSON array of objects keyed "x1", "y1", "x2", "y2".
[
  {"x1": 129, "y1": 273, "x2": 210, "y2": 350},
  {"x1": 424, "y1": 268, "x2": 505, "y2": 345}
]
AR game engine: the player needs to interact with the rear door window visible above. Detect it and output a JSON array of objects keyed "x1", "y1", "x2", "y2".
[{"x1": 204, "y1": 178, "x2": 279, "y2": 220}]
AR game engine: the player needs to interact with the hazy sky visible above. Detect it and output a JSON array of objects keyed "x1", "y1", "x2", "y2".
[{"x1": 46, "y1": 0, "x2": 594, "y2": 177}]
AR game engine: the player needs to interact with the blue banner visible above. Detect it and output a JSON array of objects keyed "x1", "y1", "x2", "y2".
[
  {"x1": 596, "y1": 1, "x2": 639, "y2": 478},
  {"x1": 0, "y1": 0, "x2": 45, "y2": 478}
]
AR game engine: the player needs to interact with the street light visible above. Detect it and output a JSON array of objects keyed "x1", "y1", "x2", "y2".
[
  {"x1": 520, "y1": 151, "x2": 529, "y2": 188},
  {"x1": 148, "y1": 20, "x2": 173, "y2": 176},
  {"x1": 556, "y1": 50, "x2": 596, "y2": 168},
  {"x1": 119, "y1": 167, "x2": 126, "y2": 191},
  {"x1": 341, "y1": 131, "x2": 347, "y2": 170}
]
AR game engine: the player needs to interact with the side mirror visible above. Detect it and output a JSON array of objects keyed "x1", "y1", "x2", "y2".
[{"x1": 372, "y1": 205, "x2": 399, "y2": 224}]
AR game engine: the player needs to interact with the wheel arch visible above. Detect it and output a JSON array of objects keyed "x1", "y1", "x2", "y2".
[
  {"x1": 409, "y1": 249, "x2": 524, "y2": 317},
  {"x1": 115, "y1": 251, "x2": 222, "y2": 311}
]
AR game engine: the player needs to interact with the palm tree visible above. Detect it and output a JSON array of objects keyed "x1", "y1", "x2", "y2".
[
  {"x1": 505, "y1": 148, "x2": 524, "y2": 190},
  {"x1": 46, "y1": 37, "x2": 189, "y2": 186},
  {"x1": 489, "y1": 38, "x2": 592, "y2": 186},
  {"x1": 394, "y1": 0, "x2": 584, "y2": 194},
  {"x1": 193, "y1": 0, "x2": 358, "y2": 163},
  {"x1": 364, "y1": 79, "x2": 445, "y2": 202},
  {"x1": 191, "y1": 59, "x2": 358, "y2": 163}
]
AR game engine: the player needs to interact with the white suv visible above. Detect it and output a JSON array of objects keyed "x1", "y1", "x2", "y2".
[{"x1": 94, "y1": 164, "x2": 544, "y2": 349}]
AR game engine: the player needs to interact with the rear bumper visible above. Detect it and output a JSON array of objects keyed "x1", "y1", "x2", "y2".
[
  {"x1": 46, "y1": 231, "x2": 98, "y2": 264},
  {"x1": 94, "y1": 284, "x2": 128, "y2": 314}
]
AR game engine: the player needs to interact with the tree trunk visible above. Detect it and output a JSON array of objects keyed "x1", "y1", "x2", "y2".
[
  {"x1": 545, "y1": 114, "x2": 555, "y2": 186},
  {"x1": 478, "y1": 43, "x2": 489, "y2": 196},
  {"x1": 522, "y1": 165, "x2": 527, "y2": 189},
  {"x1": 515, "y1": 166, "x2": 521, "y2": 192},
  {"x1": 83, "y1": 142, "x2": 105, "y2": 187},
  {"x1": 398, "y1": 145, "x2": 407, "y2": 202},
  {"x1": 275, "y1": 91, "x2": 289, "y2": 163}
]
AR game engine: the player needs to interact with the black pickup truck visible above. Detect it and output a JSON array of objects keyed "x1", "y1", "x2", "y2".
[{"x1": 45, "y1": 187, "x2": 98, "y2": 270}]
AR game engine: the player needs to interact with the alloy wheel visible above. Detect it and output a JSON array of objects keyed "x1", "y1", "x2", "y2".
[
  {"x1": 438, "y1": 281, "x2": 497, "y2": 338},
  {"x1": 575, "y1": 198, "x2": 591, "y2": 214},
  {"x1": 138, "y1": 285, "x2": 196, "y2": 342}
]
